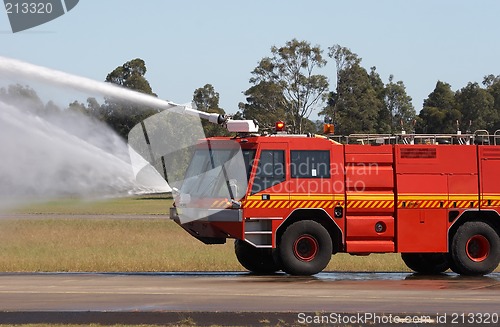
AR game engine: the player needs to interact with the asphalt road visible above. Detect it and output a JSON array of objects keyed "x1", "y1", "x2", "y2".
[{"x1": 1, "y1": 272, "x2": 499, "y2": 326}]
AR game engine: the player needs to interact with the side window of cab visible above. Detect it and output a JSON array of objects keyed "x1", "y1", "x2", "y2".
[
  {"x1": 290, "y1": 150, "x2": 330, "y2": 178},
  {"x1": 251, "y1": 150, "x2": 285, "y2": 194}
]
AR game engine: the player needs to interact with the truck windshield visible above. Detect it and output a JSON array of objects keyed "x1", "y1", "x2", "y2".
[{"x1": 180, "y1": 144, "x2": 255, "y2": 200}]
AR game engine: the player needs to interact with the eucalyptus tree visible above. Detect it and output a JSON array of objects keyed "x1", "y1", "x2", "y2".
[
  {"x1": 384, "y1": 75, "x2": 416, "y2": 133},
  {"x1": 101, "y1": 58, "x2": 157, "y2": 139},
  {"x1": 483, "y1": 74, "x2": 500, "y2": 131},
  {"x1": 417, "y1": 81, "x2": 461, "y2": 133},
  {"x1": 192, "y1": 83, "x2": 228, "y2": 137},
  {"x1": 456, "y1": 82, "x2": 496, "y2": 133},
  {"x1": 238, "y1": 81, "x2": 288, "y2": 133},
  {"x1": 322, "y1": 45, "x2": 381, "y2": 135},
  {"x1": 242, "y1": 39, "x2": 329, "y2": 134}
]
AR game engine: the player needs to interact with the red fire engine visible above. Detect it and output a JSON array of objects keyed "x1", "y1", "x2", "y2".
[{"x1": 169, "y1": 117, "x2": 500, "y2": 276}]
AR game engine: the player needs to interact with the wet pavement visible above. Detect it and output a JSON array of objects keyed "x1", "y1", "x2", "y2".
[{"x1": 0, "y1": 272, "x2": 499, "y2": 325}]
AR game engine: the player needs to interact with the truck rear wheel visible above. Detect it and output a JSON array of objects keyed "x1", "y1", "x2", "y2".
[
  {"x1": 275, "y1": 220, "x2": 332, "y2": 276},
  {"x1": 449, "y1": 221, "x2": 500, "y2": 276},
  {"x1": 401, "y1": 253, "x2": 449, "y2": 274},
  {"x1": 234, "y1": 239, "x2": 280, "y2": 274}
]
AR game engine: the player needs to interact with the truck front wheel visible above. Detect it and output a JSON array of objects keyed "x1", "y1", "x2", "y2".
[
  {"x1": 234, "y1": 239, "x2": 280, "y2": 274},
  {"x1": 275, "y1": 220, "x2": 332, "y2": 276},
  {"x1": 449, "y1": 221, "x2": 500, "y2": 276}
]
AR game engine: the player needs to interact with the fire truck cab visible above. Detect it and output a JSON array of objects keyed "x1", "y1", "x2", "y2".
[{"x1": 170, "y1": 131, "x2": 500, "y2": 276}]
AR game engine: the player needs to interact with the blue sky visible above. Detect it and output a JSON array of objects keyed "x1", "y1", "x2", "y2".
[{"x1": 2, "y1": 0, "x2": 500, "y2": 120}]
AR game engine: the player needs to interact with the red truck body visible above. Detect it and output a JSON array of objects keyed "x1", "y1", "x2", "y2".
[{"x1": 171, "y1": 133, "x2": 500, "y2": 276}]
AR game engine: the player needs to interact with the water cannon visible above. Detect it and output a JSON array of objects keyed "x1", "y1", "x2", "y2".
[
  {"x1": 170, "y1": 105, "x2": 258, "y2": 133},
  {"x1": 174, "y1": 105, "x2": 226, "y2": 124}
]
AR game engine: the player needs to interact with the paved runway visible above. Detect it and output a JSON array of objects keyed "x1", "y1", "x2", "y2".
[{"x1": 0, "y1": 272, "x2": 499, "y2": 325}]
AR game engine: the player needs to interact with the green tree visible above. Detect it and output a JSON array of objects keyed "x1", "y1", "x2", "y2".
[
  {"x1": 456, "y1": 82, "x2": 496, "y2": 132},
  {"x1": 322, "y1": 45, "x2": 361, "y2": 129},
  {"x1": 85, "y1": 97, "x2": 103, "y2": 120},
  {"x1": 243, "y1": 39, "x2": 329, "y2": 134},
  {"x1": 0, "y1": 84, "x2": 65, "y2": 118},
  {"x1": 192, "y1": 84, "x2": 229, "y2": 137},
  {"x1": 105, "y1": 59, "x2": 156, "y2": 96},
  {"x1": 417, "y1": 81, "x2": 460, "y2": 133},
  {"x1": 322, "y1": 45, "x2": 381, "y2": 135},
  {"x1": 483, "y1": 74, "x2": 500, "y2": 131},
  {"x1": 370, "y1": 67, "x2": 391, "y2": 133},
  {"x1": 100, "y1": 58, "x2": 158, "y2": 139},
  {"x1": 0, "y1": 84, "x2": 45, "y2": 114},
  {"x1": 67, "y1": 100, "x2": 87, "y2": 115},
  {"x1": 238, "y1": 81, "x2": 288, "y2": 133},
  {"x1": 384, "y1": 75, "x2": 416, "y2": 133}
]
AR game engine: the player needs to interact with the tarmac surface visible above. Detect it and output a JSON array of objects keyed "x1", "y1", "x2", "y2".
[{"x1": 1, "y1": 271, "x2": 500, "y2": 326}]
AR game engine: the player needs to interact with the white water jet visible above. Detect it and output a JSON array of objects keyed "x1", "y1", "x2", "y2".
[
  {"x1": 0, "y1": 56, "x2": 181, "y2": 111},
  {"x1": 0, "y1": 56, "x2": 251, "y2": 226},
  {"x1": 0, "y1": 56, "x2": 174, "y2": 210}
]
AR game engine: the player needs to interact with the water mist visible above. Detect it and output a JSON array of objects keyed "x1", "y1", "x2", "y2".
[{"x1": 0, "y1": 56, "x2": 174, "y2": 210}]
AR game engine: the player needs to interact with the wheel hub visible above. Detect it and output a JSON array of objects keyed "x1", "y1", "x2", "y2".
[
  {"x1": 466, "y1": 235, "x2": 490, "y2": 262},
  {"x1": 293, "y1": 235, "x2": 318, "y2": 262}
]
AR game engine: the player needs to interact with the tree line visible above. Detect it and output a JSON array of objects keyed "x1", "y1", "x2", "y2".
[
  {"x1": 237, "y1": 39, "x2": 500, "y2": 136},
  {"x1": 3, "y1": 39, "x2": 500, "y2": 138}
]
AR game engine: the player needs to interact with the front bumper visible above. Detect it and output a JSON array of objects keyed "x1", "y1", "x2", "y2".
[
  {"x1": 169, "y1": 207, "x2": 242, "y2": 224},
  {"x1": 169, "y1": 206, "x2": 243, "y2": 245}
]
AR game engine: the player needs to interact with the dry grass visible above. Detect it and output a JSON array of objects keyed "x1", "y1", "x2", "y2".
[
  {"x1": 0, "y1": 218, "x2": 241, "y2": 272},
  {"x1": 3, "y1": 194, "x2": 496, "y2": 273},
  {"x1": 3, "y1": 214, "x2": 498, "y2": 273},
  {"x1": 12, "y1": 193, "x2": 172, "y2": 215},
  {"x1": 327, "y1": 252, "x2": 408, "y2": 272},
  {"x1": 1, "y1": 194, "x2": 242, "y2": 272},
  {"x1": 0, "y1": 214, "x2": 411, "y2": 273}
]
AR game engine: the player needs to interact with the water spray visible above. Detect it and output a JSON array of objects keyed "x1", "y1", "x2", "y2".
[
  {"x1": 0, "y1": 56, "x2": 258, "y2": 132},
  {"x1": 0, "y1": 56, "x2": 226, "y2": 124},
  {"x1": 0, "y1": 56, "x2": 252, "y2": 224},
  {"x1": 0, "y1": 56, "x2": 176, "y2": 209}
]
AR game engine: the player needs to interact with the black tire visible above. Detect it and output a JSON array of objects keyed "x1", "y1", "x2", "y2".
[
  {"x1": 401, "y1": 253, "x2": 449, "y2": 274},
  {"x1": 275, "y1": 220, "x2": 332, "y2": 276},
  {"x1": 449, "y1": 221, "x2": 500, "y2": 276},
  {"x1": 234, "y1": 239, "x2": 280, "y2": 274}
]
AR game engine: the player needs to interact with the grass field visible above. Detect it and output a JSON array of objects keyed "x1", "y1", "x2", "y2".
[{"x1": 1, "y1": 194, "x2": 494, "y2": 273}]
